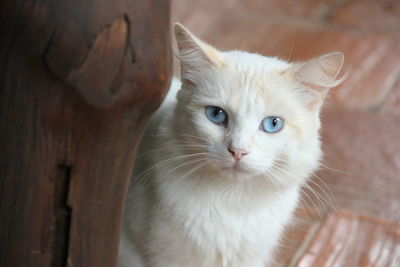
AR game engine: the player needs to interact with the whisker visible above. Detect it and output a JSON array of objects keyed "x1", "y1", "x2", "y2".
[
  {"x1": 268, "y1": 160, "x2": 335, "y2": 222},
  {"x1": 266, "y1": 168, "x2": 325, "y2": 223},
  {"x1": 167, "y1": 157, "x2": 210, "y2": 174},
  {"x1": 307, "y1": 174, "x2": 337, "y2": 211},
  {"x1": 273, "y1": 163, "x2": 335, "y2": 211},
  {"x1": 179, "y1": 133, "x2": 212, "y2": 144},
  {"x1": 301, "y1": 183, "x2": 330, "y2": 212},
  {"x1": 173, "y1": 160, "x2": 209, "y2": 186},
  {"x1": 264, "y1": 169, "x2": 283, "y2": 190},
  {"x1": 318, "y1": 162, "x2": 348, "y2": 174},
  {"x1": 299, "y1": 187, "x2": 324, "y2": 223},
  {"x1": 136, "y1": 152, "x2": 214, "y2": 181},
  {"x1": 272, "y1": 159, "x2": 337, "y2": 210}
]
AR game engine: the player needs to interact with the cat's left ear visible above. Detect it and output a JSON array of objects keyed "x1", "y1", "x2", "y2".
[
  {"x1": 174, "y1": 23, "x2": 224, "y2": 85},
  {"x1": 288, "y1": 52, "x2": 347, "y2": 111}
]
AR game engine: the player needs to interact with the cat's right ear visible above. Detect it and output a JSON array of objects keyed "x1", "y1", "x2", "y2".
[{"x1": 174, "y1": 23, "x2": 224, "y2": 84}]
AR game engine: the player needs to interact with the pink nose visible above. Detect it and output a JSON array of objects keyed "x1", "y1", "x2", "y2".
[{"x1": 227, "y1": 147, "x2": 248, "y2": 160}]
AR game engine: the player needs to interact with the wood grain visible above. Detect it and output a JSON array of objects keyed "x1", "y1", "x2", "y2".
[{"x1": 0, "y1": 0, "x2": 171, "y2": 266}]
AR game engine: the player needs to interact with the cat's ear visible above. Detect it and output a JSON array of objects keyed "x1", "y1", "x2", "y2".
[
  {"x1": 174, "y1": 23, "x2": 224, "y2": 84},
  {"x1": 288, "y1": 52, "x2": 347, "y2": 110}
]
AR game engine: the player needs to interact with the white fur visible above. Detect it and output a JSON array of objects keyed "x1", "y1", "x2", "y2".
[{"x1": 119, "y1": 24, "x2": 344, "y2": 267}]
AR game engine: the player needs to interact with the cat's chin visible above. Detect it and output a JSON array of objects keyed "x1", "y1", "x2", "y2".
[
  {"x1": 231, "y1": 163, "x2": 250, "y2": 173},
  {"x1": 220, "y1": 162, "x2": 257, "y2": 178}
]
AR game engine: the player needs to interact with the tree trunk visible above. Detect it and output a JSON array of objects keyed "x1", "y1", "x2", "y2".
[{"x1": 0, "y1": 1, "x2": 171, "y2": 266}]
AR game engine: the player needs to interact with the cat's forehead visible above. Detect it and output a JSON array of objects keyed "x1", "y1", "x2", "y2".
[
  {"x1": 210, "y1": 52, "x2": 294, "y2": 101},
  {"x1": 196, "y1": 51, "x2": 301, "y2": 118},
  {"x1": 215, "y1": 51, "x2": 292, "y2": 92},
  {"x1": 221, "y1": 51, "x2": 290, "y2": 73}
]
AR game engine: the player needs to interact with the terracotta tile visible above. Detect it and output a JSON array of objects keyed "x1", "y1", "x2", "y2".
[
  {"x1": 172, "y1": 0, "x2": 240, "y2": 36},
  {"x1": 318, "y1": 107, "x2": 400, "y2": 221},
  {"x1": 275, "y1": 206, "x2": 325, "y2": 266},
  {"x1": 294, "y1": 211, "x2": 400, "y2": 266},
  {"x1": 380, "y1": 80, "x2": 400, "y2": 115},
  {"x1": 333, "y1": 34, "x2": 400, "y2": 111},
  {"x1": 331, "y1": 0, "x2": 400, "y2": 32},
  {"x1": 171, "y1": 0, "x2": 203, "y2": 23},
  {"x1": 173, "y1": 0, "x2": 344, "y2": 22}
]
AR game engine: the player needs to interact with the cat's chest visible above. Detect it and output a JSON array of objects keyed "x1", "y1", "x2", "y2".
[
  {"x1": 182, "y1": 202, "x2": 283, "y2": 247},
  {"x1": 158, "y1": 181, "x2": 299, "y2": 250}
]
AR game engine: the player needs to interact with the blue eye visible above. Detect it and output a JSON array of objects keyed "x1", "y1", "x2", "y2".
[
  {"x1": 206, "y1": 106, "x2": 227, "y2": 125},
  {"x1": 261, "y1": 116, "x2": 284, "y2": 133}
]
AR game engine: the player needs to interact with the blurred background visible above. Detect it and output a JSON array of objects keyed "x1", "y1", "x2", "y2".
[{"x1": 171, "y1": 0, "x2": 400, "y2": 265}]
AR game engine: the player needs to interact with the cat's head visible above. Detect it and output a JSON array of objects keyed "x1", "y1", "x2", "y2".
[{"x1": 171, "y1": 23, "x2": 346, "y2": 187}]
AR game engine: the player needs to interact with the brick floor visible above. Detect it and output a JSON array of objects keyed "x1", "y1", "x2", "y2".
[
  {"x1": 171, "y1": 0, "x2": 400, "y2": 264},
  {"x1": 319, "y1": 108, "x2": 400, "y2": 221},
  {"x1": 294, "y1": 211, "x2": 400, "y2": 266},
  {"x1": 331, "y1": 0, "x2": 400, "y2": 33},
  {"x1": 381, "y1": 79, "x2": 400, "y2": 115}
]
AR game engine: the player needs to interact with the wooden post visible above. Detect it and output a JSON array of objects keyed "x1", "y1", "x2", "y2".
[{"x1": 0, "y1": 0, "x2": 171, "y2": 266}]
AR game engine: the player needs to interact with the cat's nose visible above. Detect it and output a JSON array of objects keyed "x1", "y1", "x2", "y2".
[{"x1": 227, "y1": 147, "x2": 248, "y2": 160}]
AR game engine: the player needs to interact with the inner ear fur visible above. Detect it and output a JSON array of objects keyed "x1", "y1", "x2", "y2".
[
  {"x1": 174, "y1": 23, "x2": 225, "y2": 84},
  {"x1": 288, "y1": 52, "x2": 348, "y2": 110}
]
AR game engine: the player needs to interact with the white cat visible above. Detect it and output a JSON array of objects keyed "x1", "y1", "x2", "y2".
[{"x1": 119, "y1": 23, "x2": 345, "y2": 267}]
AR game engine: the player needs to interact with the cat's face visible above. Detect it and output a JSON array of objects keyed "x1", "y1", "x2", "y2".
[{"x1": 173, "y1": 24, "x2": 345, "y2": 186}]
